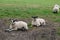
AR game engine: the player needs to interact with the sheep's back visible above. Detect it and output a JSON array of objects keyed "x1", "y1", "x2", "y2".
[{"x1": 14, "y1": 21, "x2": 27, "y2": 28}]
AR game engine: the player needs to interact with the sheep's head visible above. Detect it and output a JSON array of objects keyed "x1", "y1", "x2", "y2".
[
  {"x1": 32, "y1": 16, "x2": 38, "y2": 21},
  {"x1": 9, "y1": 19, "x2": 18, "y2": 23},
  {"x1": 54, "y1": 4, "x2": 59, "y2": 8}
]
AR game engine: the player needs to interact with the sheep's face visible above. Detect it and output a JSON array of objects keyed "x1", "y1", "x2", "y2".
[
  {"x1": 32, "y1": 16, "x2": 38, "y2": 21},
  {"x1": 32, "y1": 19, "x2": 40, "y2": 27},
  {"x1": 9, "y1": 19, "x2": 18, "y2": 23},
  {"x1": 12, "y1": 19, "x2": 18, "y2": 23},
  {"x1": 54, "y1": 4, "x2": 59, "y2": 8},
  {"x1": 32, "y1": 18, "x2": 36, "y2": 21}
]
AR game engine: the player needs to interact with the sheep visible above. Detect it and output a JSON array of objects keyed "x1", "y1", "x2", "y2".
[
  {"x1": 53, "y1": 4, "x2": 60, "y2": 13},
  {"x1": 5, "y1": 19, "x2": 28, "y2": 32},
  {"x1": 31, "y1": 16, "x2": 46, "y2": 27}
]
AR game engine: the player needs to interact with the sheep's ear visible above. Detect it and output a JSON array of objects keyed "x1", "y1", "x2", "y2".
[
  {"x1": 9, "y1": 18, "x2": 17, "y2": 22},
  {"x1": 13, "y1": 19, "x2": 17, "y2": 22},
  {"x1": 31, "y1": 16, "x2": 38, "y2": 18},
  {"x1": 31, "y1": 16, "x2": 34, "y2": 18}
]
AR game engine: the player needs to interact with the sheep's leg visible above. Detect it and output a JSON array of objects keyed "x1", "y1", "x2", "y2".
[
  {"x1": 41, "y1": 22, "x2": 46, "y2": 27},
  {"x1": 5, "y1": 24, "x2": 17, "y2": 32},
  {"x1": 24, "y1": 26, "x2": 28, "y2": 30},
  {"x1": 9, "y1": 27, "x2": 17, "y2": 31},
  {"x1": 36, "y1": 22, "x2": 41, "y2": 27},
  {"x1": 12, "y1": 27, "x2": 18, "y2": 31},
  {"x1": 9, "y1": 25, "x2": 13, "y2": 29},
  {"x1": 43, "y1": 22, "x2": 46, "y2": 25}
]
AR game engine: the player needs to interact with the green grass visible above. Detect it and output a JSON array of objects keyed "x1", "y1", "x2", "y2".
[
  {"x1": 0, "y1": 0, "x2": 60, "y2": 35},
  {"x1": 0, "y1": 0, "x2": 60, "y2": 6},
  {"x1": 56, "y1": 27, "x2": 60, "y2": 35},
  {"x1": 0, "y1": 6, "x2": 60, "y2": 22}
]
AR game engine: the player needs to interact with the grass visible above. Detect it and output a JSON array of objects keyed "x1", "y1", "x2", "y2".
[
  {"x1": 56, "y1": 27, "x2": 60, "y2": 35},
  {"x1": 0, "y1": 0, "x2": 60, "y2": 6},
  {"x1": 0, "y1": 0, "x2": 60, "y2": 35},
  {"x1": 0, "y1": 6, "x2": 60, "y2": 22}
]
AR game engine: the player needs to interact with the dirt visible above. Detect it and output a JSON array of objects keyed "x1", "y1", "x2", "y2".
[{"x1": 0, "y1": 18, "x2": 60, "y2": 40}]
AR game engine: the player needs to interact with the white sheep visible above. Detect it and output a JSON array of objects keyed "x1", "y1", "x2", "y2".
[
  {"x1": 31, "y1": 16, "x2": 46, "y2": 27},
  {"x1": 5, "y1": 19, "x2": 28, "y2": 32},
  {"x1": 53, "y1": 4, "x2": 60, "y2": 13}
]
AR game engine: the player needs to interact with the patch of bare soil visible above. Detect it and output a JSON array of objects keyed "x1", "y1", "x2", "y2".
[{"x1": 0, "y1": 18, "x2": 60, "y2": 40}]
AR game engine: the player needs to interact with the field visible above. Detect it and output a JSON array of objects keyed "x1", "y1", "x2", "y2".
[{"x1": 0, "y1": 0, "x2": 60, "y2": 40}]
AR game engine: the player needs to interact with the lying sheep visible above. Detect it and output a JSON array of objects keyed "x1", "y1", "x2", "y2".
[
  {"x1": 53, "y1": 4, "x2": 60, "y2": 13},
  {"x1": 5, "y1": 19, "x2": 28, "y2": 32},
  {"x1": 31, "y1": 16, "x2": 46, "y2": 27}
]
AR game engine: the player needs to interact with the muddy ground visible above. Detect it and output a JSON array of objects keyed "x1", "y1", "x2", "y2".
[{"x1": 0, "y1": 18, "x2": 60, "y2": 40}]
